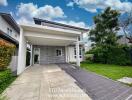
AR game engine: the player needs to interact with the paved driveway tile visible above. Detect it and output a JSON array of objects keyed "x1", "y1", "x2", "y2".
[
  {"x1": 58, "y1": 64, "x2": 132, "y2": 100},
  {"x1": 3, "y1": 64, "x2": 91, "y2": 100}
]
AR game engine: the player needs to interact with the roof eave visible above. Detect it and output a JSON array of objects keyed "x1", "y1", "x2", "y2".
[
  {"x1": 0, "y1": 13, "x2": 20, "y2": 33},
  {"x1": 33, "y1": 18, "x2": 89, "y2": 32}
]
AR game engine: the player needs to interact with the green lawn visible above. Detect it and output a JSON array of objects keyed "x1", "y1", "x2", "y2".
[{"x1": 81, "y1": 62, "x2": 132, "y2": 80}]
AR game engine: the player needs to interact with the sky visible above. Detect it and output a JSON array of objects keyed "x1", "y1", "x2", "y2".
[{"x1": 0, "y1": 0, "x2": 132, "y2": 29}]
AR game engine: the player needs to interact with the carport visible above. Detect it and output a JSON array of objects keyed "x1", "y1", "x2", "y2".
[{"x1": 17, "y1": 23, "x2": 81, "y2": 75}]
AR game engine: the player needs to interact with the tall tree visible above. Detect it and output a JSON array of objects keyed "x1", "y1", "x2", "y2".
[
  {"x1": 89, "y1": 7, "x2": 121, "y2": 47},
  {"x1": 89, "y1": 7, "x2": 121, "y2": 64}
]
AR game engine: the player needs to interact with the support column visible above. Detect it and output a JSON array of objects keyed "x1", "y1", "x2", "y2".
[
  {"x1": 65, "y1": 46, "x2": 70, "y2": 63},
  {"x1": 17, "y1": 27, "x2": 27, "y2": 75},
  {"x1": 30, "y1": 45, "x2": 33, "y2": 66},
  {"x1": 76, "y1": 40, "x2": 80, "y2": 66},
  {"x1": 65, "y1": 46, "x2": 68, "y2": 63}
]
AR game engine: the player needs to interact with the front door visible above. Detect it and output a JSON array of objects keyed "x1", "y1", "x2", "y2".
[{"x1": 34, "y1": 48, "x2": 40, "y2": 64}]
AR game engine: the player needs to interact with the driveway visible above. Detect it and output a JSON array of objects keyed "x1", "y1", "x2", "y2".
[
  {"x1": 58, "y1": 64, "x2": 132, "y2": 100},
  {"x1": 3, "y1": 64, "x2": 91, "y2": 100}
]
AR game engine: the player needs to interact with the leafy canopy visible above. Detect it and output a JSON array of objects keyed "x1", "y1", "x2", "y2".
[{"x1": 89, "y1": 7, "x2": 121, "y2": 47}]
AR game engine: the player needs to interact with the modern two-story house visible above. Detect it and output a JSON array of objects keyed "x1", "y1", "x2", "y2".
[
  {"x1": 0, "y1": 13, "x2": 20, "y2": 74},
  {"x1": 17, "y1": 18, "x2": 88, "y2": 75}
]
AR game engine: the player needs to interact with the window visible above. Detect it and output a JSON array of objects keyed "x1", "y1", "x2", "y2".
[
  {"x1": 74, "y1": 47, "x2": 76, "y2": 55},
  {"x1": 74, "y1": 47, "x2": 82, "y2": 58},
  {"x1": 78, "y1": 34, "x2": 83, "y2": 41},
  {"x1": 7, "y1": 28, "x2": 10, "y2": 35},
  {"x1": 78, "y1": 36, "x2": 80, "y2": 41},
  {"x1": 10, "y1": 29, "x2": 12, "y2": 35},
  {"x1": 7, "y1": 28, "x2": 12, "y2": 36},
  {"x1": 56, "y1": 49, "x2": 62, "y2": 56},
  {"x1": 15, "y1": 33, "x2": 17, "y2": 38},
  {"x1": 79, "y1": 47, "x2": 82, "y2": 55}
]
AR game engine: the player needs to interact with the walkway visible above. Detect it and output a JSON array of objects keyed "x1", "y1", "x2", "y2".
[
  {"x1": 3, "y1": 64, "x2": 91, "y2": 100},
  {"x1": 58, "y1": 64, "x2": 132, "y2": 100}
]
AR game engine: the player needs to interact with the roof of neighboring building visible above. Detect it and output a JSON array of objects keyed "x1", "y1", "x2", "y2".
[
  {"x1": 33, "y1": 18, "x2": 89, "y2": 32},
  {"x1": 0, "y1": 29, "x2": 19, "y2": 46},
  {"x1": 0, "y1": 12, "x2": 20, "y2": 33},
  {"x1": 117, "y1": 36, "x2": 131, "y2": 46}
]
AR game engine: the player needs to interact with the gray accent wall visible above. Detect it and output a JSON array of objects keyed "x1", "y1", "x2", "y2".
[
  {"x1": 34, "y1": 45, "x2": 66, "y2": 64},
  {"x1": 9, "y1": 56, "x2": 18, "y2": 75}
]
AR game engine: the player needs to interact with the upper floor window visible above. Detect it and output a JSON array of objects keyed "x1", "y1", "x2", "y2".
[
  {"x1": 78, "y1": 36, "x2": 81, "y2": 41},
  {"x1": 7, "y1": 28, "x2": 10, "y2": 35},
  {"x1": 10, "y1": 29, "x2": 12, "y2": 35},
  {"x1": 7, "y1": 28, "x2": 12, "y2": 36},
  {"x1": 78, "y1": 34, "x2": 83, "y2": 41},
  {"x1": 15, "y1": 33, "x2": 17, "y2": 38}
]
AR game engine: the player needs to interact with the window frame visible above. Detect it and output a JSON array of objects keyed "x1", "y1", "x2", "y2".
[
  {"x1": 74, "y1": 47, "x2": 82, "y2": 58},
  {"x1": 56, "y1": 49, "x2": 62, "y2": 56},
  {"x1": 7, "y1": 28, "x2": 13, "y2": 36},
  {"x1": 7, "y1": 28, "x2": 10, "y2": 35}
]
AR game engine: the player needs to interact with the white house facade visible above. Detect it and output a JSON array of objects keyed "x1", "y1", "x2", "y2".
[
  {"x1": 0, "y1": 13, "x2": 20, "y2": 74},
  {"x1": 0, "y1": 13, "x2": 19, "y2": 41},
  {"x1": 17, "y1": 18, "x2": 88, "y2": 75}
]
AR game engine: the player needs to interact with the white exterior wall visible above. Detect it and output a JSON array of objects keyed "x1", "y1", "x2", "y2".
[
  {"x1": 10, "y1": 56, "x2": 18, "y2": 74},
  {"x1": 0, "y1": 16, "x2": 19, "y2": 41},
  {"x1": 0, "y1": 15, "x2": 20, "y2": 75},
  {"x1": 25, "y1": 31, "x2": 77, "y2": 41},
  {"x1": 67, "y1": 46, "x2": 84, "y2": 62},
  {"x1": 17, "y1": 28, "x2": 27, "y2": 75}
]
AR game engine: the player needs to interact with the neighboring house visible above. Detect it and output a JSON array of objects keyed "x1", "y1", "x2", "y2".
[
  {"x1": 17, "y1": 18, "x2": 88, "y2": 75},
  {"x1": 84, "y1": 43, "x2": 92, "y2": 52},
  {"x1": 0, "y1": 13, "x2": 20, "y2": 74},
  {"x1": 118, "y1": 36, "x2": 131, "y2": 46}
]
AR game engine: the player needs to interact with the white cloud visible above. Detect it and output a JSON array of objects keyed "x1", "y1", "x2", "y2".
[
  {"x1": 56, "y1": 20, "x2": 87, "y2": 28},
  {"x1": 16, "y1": 3, "x2": 65, "y2": 23},
  {"x1": 72, "y1": 0, "x2": 132, "y2": 13},
  {"x1": 0, "y1": 0, "x2": 8, "y2": 6},
  {"x1": 67, "y1": 2, "x2": 74, "y2": 7}
]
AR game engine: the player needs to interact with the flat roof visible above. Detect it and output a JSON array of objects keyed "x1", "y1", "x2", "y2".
[
  {"x1": 0, "y1": 12, "x2": 20, "y2": 33},
  {"x1": 33, "y1": 18, "x2": 89, "y2": 32}
]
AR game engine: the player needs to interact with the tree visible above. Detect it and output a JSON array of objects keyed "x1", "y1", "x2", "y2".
[
  {"x1": 89, "y1": 7, "x2": 122, "y2": 64},
  {"x1": 89, "y1": 7, "x2": 121, "y2": 47},
  {"x1": 120, "y1": 9, "x2": 132, "y2": 43}
]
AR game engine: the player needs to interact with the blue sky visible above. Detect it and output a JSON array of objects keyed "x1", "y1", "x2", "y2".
[{"x1": 0, "y1": 0, "x2": 132, "y2": 28}]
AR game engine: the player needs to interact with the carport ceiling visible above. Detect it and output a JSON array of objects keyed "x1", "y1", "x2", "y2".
[{"x1": 26, "y1": 36, "x2": 75, "y2": 46}]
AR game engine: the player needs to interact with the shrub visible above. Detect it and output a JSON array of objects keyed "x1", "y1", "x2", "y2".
[
  {"x1": 106, "y1": 46, "x2": 131, "y2": 65},
  {"x1": 0, "y1": 69, "x2": 16, "y2": 94},
  {"x1": 0, "y1": 39, "x2": 15, "y2": 70},
  {"x1": 85, "y1": 54, "x2": 93, "y2": 61},
  {"x1": 87, "y1": 45, "x2": 131, "y2": 65}
]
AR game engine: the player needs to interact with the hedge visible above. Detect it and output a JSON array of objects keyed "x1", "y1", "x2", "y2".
[
  {"x1": 87, "y1": 45, "x2": 131, "y2": 65},
  {"x1": 0, "y1": 39, "x2": 15, "y2": 70}
]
